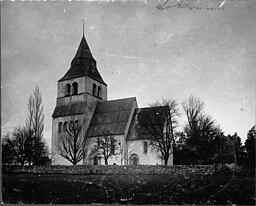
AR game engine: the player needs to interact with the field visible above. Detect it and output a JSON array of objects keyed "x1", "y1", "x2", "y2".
[{"x1": 2, "y1": 171, "x2": 255, "y2": 205}]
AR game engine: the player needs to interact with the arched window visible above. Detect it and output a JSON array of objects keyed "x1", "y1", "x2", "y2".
[
  {"x1": 58, "y1": 122, "x2": 62, "y2": 133},
  {"x1": 72, "y1": 82, "x2": 78, "y2": 95},
  {"x1": 92, "y1": 84, "x2": 97, "y2": 96},
  {"x1": 110, "y1": 138, "x2": 115, "y2": 155},
  {"x1": 143, "y1": 141, "x2": 148, "y2": 154},
  {"x1": 63, "y1": 122, "x2": 68, "y2": 132},
  {"x1": 129, "y1": 154, "x2": 139, "y2": 165},
  {"x1": 97, "y1": 86, "x2": 102, "y2": 99},
  {"x1": 65, "y1": 84, "x2": 71, "y2": 96},
  {"x1": 93, "y1": 156, "x2": 98, "y2": 165},
  {"x1": 75, "y1": 120, "x2": 79, "y2": 129},
  {"x1": 69, "y1": 121, "x2": 74, "y2": 130}
]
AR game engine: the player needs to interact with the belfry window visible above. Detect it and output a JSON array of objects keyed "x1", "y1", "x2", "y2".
[
  {"x1": 75, "y1": 120, "x2": 79, "y2": 129},
  {"x1": 72, "y1": 82, "x2": 78, "y2": 95},
  {"x1": 65, "y1": 84, "x2": 71, "y2": 96},
  {"x1": 58, "y1": 122, "x2": 62, "y2": 133},
  {"x1": 69, "y1": 121, "x2": 74, "y2": 130},
  {"x1": 98, "y1": 86, "x2": 102, "y2": 99},
  {"x1": 92, "y1": 83, "x2": 97, "y2": 96},
  {"x1": 63, "y1": 122, "x2": 68, "y2": 132}
]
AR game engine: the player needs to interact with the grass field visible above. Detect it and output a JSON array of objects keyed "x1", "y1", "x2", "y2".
[{"x1": 2, "y1": 171, "x2": 255, "y2": 204}]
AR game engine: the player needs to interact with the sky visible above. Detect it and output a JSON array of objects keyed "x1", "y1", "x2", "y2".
[{"x1": 1, "y1": 0, "x2": 256, "y2": 150}]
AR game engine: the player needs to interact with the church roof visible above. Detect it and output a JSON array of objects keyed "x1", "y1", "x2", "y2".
[
  {"x1": 86, "y1": 97, "x2": 137, "y2": 137},
  {"x1": 52, "y1": 102, "x2": 86, "y2": 118},
  {"x1": 58, "y1": 36, "x2": 107, "y2": 85},
  {"x1": 126, "y1": 106, "x2": 168, "y2": 141}
]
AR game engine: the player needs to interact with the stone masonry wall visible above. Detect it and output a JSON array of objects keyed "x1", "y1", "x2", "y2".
[{"x1": 3, "y1": 165, "x2": 214, "y2": 176}]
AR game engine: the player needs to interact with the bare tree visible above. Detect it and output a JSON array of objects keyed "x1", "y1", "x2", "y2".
[
  {"x1": 57, "y1": 116, "x2": 87, "y2": 165},
  {"x1": 182, "y1": 95, "x2": 223, "y2": 164},
  {"x1": 26, "y1": 84, "x2": 47, "y2": 164},
  {"x1": 138, "y1": 98, "x2": 179, "y2": 165},
  {"x1": 2, "y1": 132, "x2": 15, "y2": 165},
  {"x1": 4, "y1": 127, "x2": 32, "y2": 166},
  {"x1": 93, "y1": 129, "x2": 117, "y2": 165},
  {"x1": 182, "y1": 95, "x2": 204, "y2": 149}
]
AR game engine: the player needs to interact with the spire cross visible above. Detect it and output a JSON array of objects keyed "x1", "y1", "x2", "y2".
[{"x1": 82, "y1": 19, "x2": 85, "y2": 36}]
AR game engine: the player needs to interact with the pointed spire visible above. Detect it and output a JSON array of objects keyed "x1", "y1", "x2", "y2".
[
  {"x1": 71, "y1": 20, "x2": 94, "y2": 61},
  {"x1": 82, "y1": 19, "x2": 85, "y2": 37},
  {"x1": 73, "y1": 35, "x2": 95, "y2": 61}
]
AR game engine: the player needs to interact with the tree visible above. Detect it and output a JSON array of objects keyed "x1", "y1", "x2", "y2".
[
  {"x1": 182, "y1": 95, "x2": 204, "y2": 150},
  {"x1": 245, "y1": 125, "x2": 256, "y2": 167},
  {"x1": 4, "y1": 127, "x2": 33, "y2": 166},
  {"x1": 182, "y1": 95, "x2": 223, "y2": 164},
  {"x1": 57, "y1": 116, "x2": 87, "y2": 165},
  {"x1": 138, "y1": 98, "x2": 179, "y2": 165},
  {"x1": 93, "y1": 129, "x2": 117, "y2": 165},
  {"x1": 26, "y1": 84, "x2": 47, "y2": 164},
  {"x1": 2, "y1": 133, "x2": 15, "y2": 165}
]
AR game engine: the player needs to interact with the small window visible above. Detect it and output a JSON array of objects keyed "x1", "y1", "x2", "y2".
[
  {"x1": 58, "y1": 122, "x2": 62, "y2": 133},
  {"x1": 65, "y1": 84, "x2": 71, "y2": 96},
  {"x1": 93, "y1": 156, "x2": 98, "y2": 165},
  {"x1": 92, "y1": 84, "x2": 97, "y2": 96},
  {"x1": 63, "y1": 122, "x2": 68, "y2": 131},
  {"x1": 72, "y1": 82, "x2": 78, "y2": 95},
  {"x1": 143, "y1": 141, "x2": 148, "y2": 154},
  {"x1": 110, "y1": 139, "x2": 115, "y2": 155},
  {"x1": 75, "y1": 120, "x2": 79, "y2": 129},
  {"x1": 98, "y1": 86, "x2": 102, "y2": 98},
  {"x1": 69, "y1": 121, "x2": 74, "y2": 130}
]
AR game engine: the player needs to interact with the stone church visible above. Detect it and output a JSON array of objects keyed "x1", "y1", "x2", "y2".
[{"x1": 51, "y1": 33, "x2": 173, "y2": 166}]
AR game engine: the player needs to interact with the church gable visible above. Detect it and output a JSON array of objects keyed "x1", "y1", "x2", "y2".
[
  {"x1": 86, "y1": 97, "x2": 137, "y2": 137},
  {"x1": 127, "y1": 106, "x2": 169, "y2": 141}
]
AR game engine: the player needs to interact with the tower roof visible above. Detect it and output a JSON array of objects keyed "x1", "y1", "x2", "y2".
[
  {"x1": 73, "y1": 36, "x2": 95, "y2": 61},
  {"x1": 58, "y1": 35, "x2": 107, "y2": 85}
]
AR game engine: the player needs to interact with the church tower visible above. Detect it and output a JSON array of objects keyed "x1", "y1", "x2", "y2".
[{"x1": 51, "y1": 33, "x2": 107, "y2": 165}]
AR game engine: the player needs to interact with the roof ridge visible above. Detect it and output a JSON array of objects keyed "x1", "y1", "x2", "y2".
[
  {"x1": 102, "y1": 97, "x2": 137, "y2": 103},
  {"x1": 136, "y1": 105, "x2": 169, "y2": 110}
]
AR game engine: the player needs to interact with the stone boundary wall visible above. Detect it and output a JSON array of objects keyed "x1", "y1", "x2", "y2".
[{"x1": 3, "y1": 165, "x2": 214, "y2": 176}]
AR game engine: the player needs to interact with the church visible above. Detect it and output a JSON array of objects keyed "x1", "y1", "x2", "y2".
[{"x1": 51, "y1": 33, "x2": 173, "y2": 166}]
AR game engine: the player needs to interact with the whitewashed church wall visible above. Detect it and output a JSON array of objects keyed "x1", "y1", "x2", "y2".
[
  {"x1": 83, "y1": 135, "x2": 126, "y2": 165},
  {"x1": 85, "y1": 76, "x2": 107, "y2": 101},
  {"x1": 51, "y1": 115, "x2": 85, "y2": 165},
  {"x1": 56, "y1": 93, "x2": 85, "y2": 106},
  {"x1": 127, "y1": 140, "x2": 173, "y2": 165},
  {"x1": 57, "y1": 77, "x2": 86, "y2": 98}
]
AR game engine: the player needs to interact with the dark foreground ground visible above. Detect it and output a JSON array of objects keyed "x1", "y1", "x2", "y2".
[{"x1": 2, "y1": 170, "x2": 255, "y2": 205}]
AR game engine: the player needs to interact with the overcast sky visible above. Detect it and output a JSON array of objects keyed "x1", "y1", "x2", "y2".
[{"x1": 1, "y1": 0, "x2": 255, "y2": 149}]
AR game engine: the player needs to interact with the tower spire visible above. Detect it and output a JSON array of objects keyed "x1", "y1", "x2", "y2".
[{"x1": 82, "y1": 19, "x2": 85, "y2": 37}]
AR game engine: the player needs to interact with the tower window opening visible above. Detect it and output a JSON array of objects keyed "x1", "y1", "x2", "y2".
[
  {"x1": 65, "y1": 84, "x2": 71, "y2": 96},
  {"x1": 69, "y1": 121, "x2": 74, "y2": 130},
  {"x1": 58, "y1": 122, "x2": 62, "y2": 133},
  {"x1": 92, "y1": 83, "x2": 97, "y2": 96},
  {"x1": 75, "y1": 120, "x2": 79, "y2": 129},
  {"x1": 63, "y1": 121, "x2": 68, "y2": 132},
  {"x1": 72, "y1": 82, "x2": 78, "y2": 95},
  {"x1": 98, "y1": 86, "x2": 102, "y2": 99}
]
